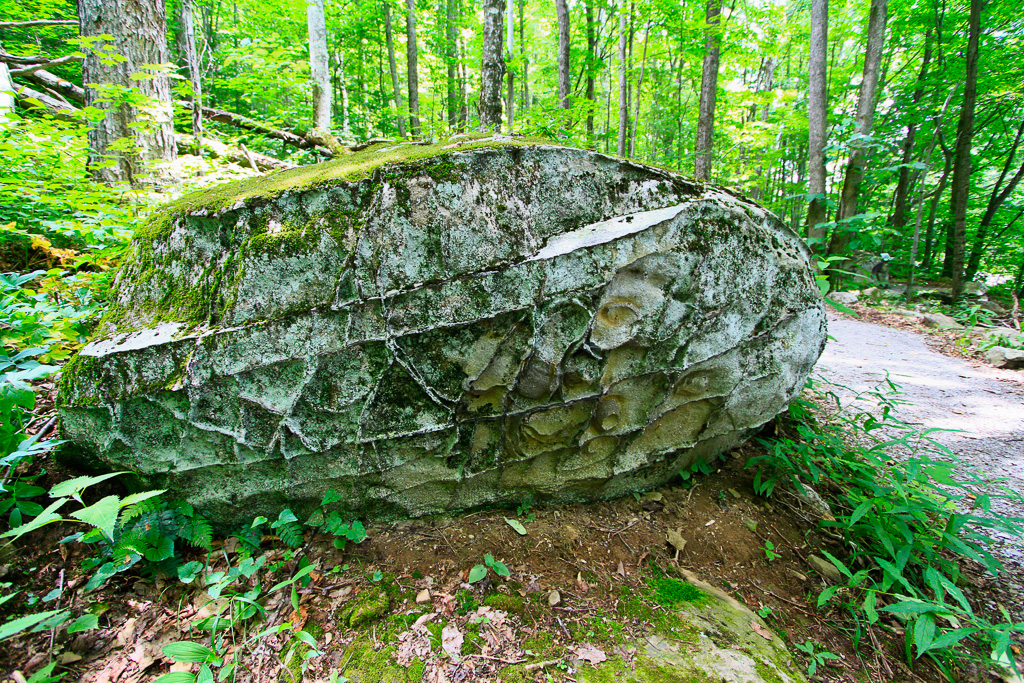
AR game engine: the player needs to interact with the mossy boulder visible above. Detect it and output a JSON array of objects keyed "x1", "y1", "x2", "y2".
[{"x1": 58, "y1": 139, "x2": 826, "y2": 522}]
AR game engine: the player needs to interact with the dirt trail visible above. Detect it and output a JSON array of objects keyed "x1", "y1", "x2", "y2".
[{"x1": 814, "y1": 310, "x2": 1024, "y2": 590}]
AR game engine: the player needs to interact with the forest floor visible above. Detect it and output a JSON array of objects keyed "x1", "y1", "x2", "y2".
[{"x1": 2, "y1": 311, "x2": 1023, "y2": 683}]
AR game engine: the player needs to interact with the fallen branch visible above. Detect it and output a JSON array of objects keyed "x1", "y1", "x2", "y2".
[
  {"x1": 9, "y1": 55, "x2": 82, "y2": 77},
  {"x1": 0, "y1": 19, "x2": 78, "y2": 29},
  {"x1": 12, "y1": 83, "x2": 78, "y2": 119},
  {"x1": 180, "y1": 101, "x2": 332, "y2": 156},
  {"x1": 176, "y1": 135, "x2": 295, "y2": 172},
  {"x1": 22, "y1": 68, "x2": 84, "y2": 103}
]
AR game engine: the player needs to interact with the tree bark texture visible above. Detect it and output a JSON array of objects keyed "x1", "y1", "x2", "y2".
[
  {"x1": 405, "y1": 0, "x2": 422, "y2": 136},
  {"x1": 556, "y1": 0, "x2": 570, "y2": 110},
  {"x1": 479, "y1": 0, "x2": 505, "y2": 131},
  {"x1": 77, "y1": 0, "x2": 176, "y2": 184},
  {"x1": 181, "y1": 0, "x2": 203, "y2": 140},
  {"x1": 805, "y1": 0, "x2": 828, "y2": 249},
  {"x1": 694, "y1": 0, "x2": 722, "y2": 181},
  {"x1": 384, "y1": 2, "x2": 407, "y2": 138},
  {"x1": 949, "y1": 0, "x2": 982, "y2": 299},
  {"x1": 307, "y1": 0, "x2": 331, "y2": 131}
]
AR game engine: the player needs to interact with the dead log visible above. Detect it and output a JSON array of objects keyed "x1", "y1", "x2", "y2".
[
  {"x1": 176, "y1": 135, "x2": 295, "y2": 173},
  {"x1": 23, "y1": 68, "x2": 84, "y2": 103},
  {"x1": 180, "y1": 101, "x2": 333, "y2": 156},
  {"x1": 9, "y1": 55, "x2": 82, "y2": 77},
  {"x1": 0, "y1": 20, "x2": 78, "y2": 29}
]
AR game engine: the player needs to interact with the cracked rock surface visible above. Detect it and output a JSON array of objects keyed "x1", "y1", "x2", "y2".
[{"x1": 58, "y1": 142, "x2": 826, "y2": 522}]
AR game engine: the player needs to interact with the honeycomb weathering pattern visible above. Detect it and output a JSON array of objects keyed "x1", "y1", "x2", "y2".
[{"x1": 58, "y1": 143, "x2": 827, "y2": 522}]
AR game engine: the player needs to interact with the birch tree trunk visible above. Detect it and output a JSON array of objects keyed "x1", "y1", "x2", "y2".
[
  {"x1": 828, "y1": 0, "x2": 889, "y2": 260},
  {"x1": 949, "y1": 0, "x2": 982, "y2": 300},
  {"x1": 77, "y1": 0, "x2": 176, "y2": 185},
  {"x1": 479, "y1": 0, "x2": 505, "y2": 131},
  {"x1": 307, "y1": 0, "x2": 331, "y2": 132},
  {"x1": 630, "y1": 21, "x2": 650, "y2": 158},
  {"x1": 616, "y1": 9, "x2": 628, "y2": 156},
  {"x1": 556, "y1": 0, "x2": 570, "y2": 110},
  {"x1": 805, "y1": 0, "x2": 829, "y2": 249},
  {"x1": 384, "y1": 2, "x2": 407, "y2": 138},
  {"x1": 694, "y1": 0, "x2": 722, "y2": 181},
  {"x1": 405, "y1": 0, "x2": 422, "y2": 136},
  {"x1": 181, "y1": 0, "x2": 203, "y2": 140}
]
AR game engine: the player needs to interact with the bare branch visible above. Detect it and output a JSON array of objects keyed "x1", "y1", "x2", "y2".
[
  {"x1": 9, "y1": 55, "x2": 82, "y2": 77},
  {"x1": 0, "y1": 19, "x2": 78, "y2": 29}
]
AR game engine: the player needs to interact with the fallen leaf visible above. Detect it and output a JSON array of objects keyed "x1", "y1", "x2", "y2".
[
  {"x1": 750, "y1": 620, "x2": 774, "y2": 641},
  {"x1": 504, "y1": 517, "x2": 528, "y2": 535},
  {"x1": 442, "y1": 622, "x2": 464, "y2": 658},
  {"x1": 547, "y1": 590, "x2": 561, "y2": 607},
  {"x1": 616, "y1": 561, "x2": 626, "y2": 577},
  {"x1": 666, "y1": 530, "x2": 687, "y2": 553},
  {"x1": 416, "y1": 589, "x2": 432, "y2": 604},
  {"x1": 573, "y1": 644, "x2": 607, "y2": 665}
]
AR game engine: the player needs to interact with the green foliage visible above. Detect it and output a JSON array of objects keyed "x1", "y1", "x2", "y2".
[
  {"x1": 748, "y1": 378, "x2": 1024, "y2": 673},
  {"x1": 794, "y1": 640, "x2": 840, "y2": 676},
  {"x1": 468, "y1": 553, "x2": 511, "y2": 583},
  {"x1": 762, "y1": 540, "x2": 780, "y2": 562}
]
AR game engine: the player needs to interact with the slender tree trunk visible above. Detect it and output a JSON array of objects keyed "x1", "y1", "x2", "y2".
[
  {"x1": 828, "y1": 0, "x2": 889, "y2": 260},
  {"x1": 949, "y1": 0, "x2": 982, "y2": 299},
  {"x1": 585, "y1": 2, "x2": 596, "y2": 144},
  {"x1": 505, "y1": 0, "x2": 514, "y2": 131},
  {"x1": 805, "y1": 0, "x2": 829, "y2": 248},
  {"x1": 556, "y1": 0, "x2": 571, "y2": 110},
  {"x1": 479, "y1": 0, "x2": 505, "y2": 130},
  {"x1": 307, "y1": 0, "x2": 331, "y2": 131},
  {"x1": 384, "y1": 2, "x2": 407, "y2": 138},
  {"x1": 891, "y1": 30, "x2": 932, "y2": 229},
  {"x1": 443, "y1": 0, "x2": 458, "y2": 130},
  {"x1": 519, "y1": 0, "x2": 529, "y2": 114},
  {"x1": 616, "y1": 9, "x2": 628, "y2": 156},
  {"x1": 924, "y1": 149, "x2": 952, "y2": 269},
  {"x1": 77, "y1": 0, "x2": 176, "y2": 184},
  {"x1": 181, "y1": 0, "x2": 203, "y2": 140},
  {"x1": 966, "y1": 119, "x2": 1024, "y2": 280},
  {"x1": 405, "y1": 0, "x2": 421, "y2": 136},
  {"x1": 336, "y1": 50, "x2": 351, "y2": 138},
  {"x1": 629, "y1": 21, "x2": 650, "y2": 158},
  {"x1": 694, "y1": 0, "x2": 722, "y2": 181}
]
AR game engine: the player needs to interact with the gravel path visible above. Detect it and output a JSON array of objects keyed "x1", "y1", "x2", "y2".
[{"x1": 813, "y1": 311, "x2": 1024, "y2": 573}]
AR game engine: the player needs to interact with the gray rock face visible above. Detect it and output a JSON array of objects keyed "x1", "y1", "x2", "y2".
[
  {"x1": 58, "y1": 141, "x2": 826, "y2": 521},
  {"x1": 922, "y1": 312, "x2": 963, "y2": 330},
  {"x1": 985, "y1": 346, "x2": 1024, "y2": 370}
]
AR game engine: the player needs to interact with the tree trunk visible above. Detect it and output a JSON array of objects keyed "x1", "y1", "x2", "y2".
[
  {"x1": 923, "y1": 149, "x2": 952, "y2": 269},
  {"x1": 949, "y1": 0, "x2": 982, "y2": 299},
  {"x1": 828, "y1": 0, "x2": 889, "y2": 260},
  {"x1": 0, "y1": 60, "x2": 14, "y2": 123},
  {"x1": 805, "y1": 0, "x2": 828, "y2": 248},
  {"x1": 77, "y1": 0, "x2": 176, "y2": 185},
  {"x1": 965, "y1": 118, "x2": 1024, "y2": 280},
  {"x1": 307, "y1": 0, "x2": 331, "y2": 131},
  {"x1": 479, "y1": 0, "x2": 505, "y2": 131},
  {"x1": 694, "y1": 0, "x2": 722, "y2": 181},
  {"x1": 506, "y1": 0, "x2": 514, "y2": 131},
  {"x1": 445, "y1": 0, "x2": 458, "y2": 130},
  {"x1": 616, "y1": 9, "x2": 628, "y2": 156},
  {"x1": 556, "y1": 0, "x2": 570, "y2": 110},
  {"x1": 630, "y1": 21, "x2": 650, "y2": 158},
  {"x1": 519, "y1": 0, "x2": 529, "y2": 114},
  {"x1": 585, "y1": 3, "x2": 596, "y2": 144},
  {"x1": 405, "y1": 0, "x2": 421, "y2": 136},
  {"x1": 384, "y1": 2, "x2": 407, "y2": 138},
  {"x1": 181, "y1": 0, "x2": 203, "y2": 140},
  {"x1": 890, "y1": 29, "x2": 932, "y2": 229}
]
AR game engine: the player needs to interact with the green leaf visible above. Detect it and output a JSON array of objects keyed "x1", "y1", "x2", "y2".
[
  {"x1": 296, "y1": 630, "x2": 318, "y2": 647},
  {"x1": 163, "y1": 641, "x2": 218, "y2": 664},
  {"x1": 67, "y1": 613, "x2": 99, "y2": 633},
  {"x1": 913, "y1": 613, "x2": 937, "y2": 658},
  {"x1": 197, "y1": 665, "x2": 214, "y2": 683},
  {"x1": 153, "y1": 673, "x2": 197, "y2": 683},
  {"x1": 0, "y1": 498, "x2": 66, "y2": 539},
  {"x1": 817, "y1": 585, "x2": 840, "y2": 608},
  {"x1": 468, "y1": 565, "x2": 487, "y2": 583},
  {"x1": 491, "y1": 561, "x2": 510, "y2": 578},
  {"x1": 0, "y1": 609, "x2": 69, "y2": 641},
  {"x1": 70, "y1": 495, "x2": 121, "y2": 540},
  {"x1": 291, "y1": 584, "x2": 300, "y2": 613},
  {"x1": 504, "y1": 517, "x2": 527, "y2": 535},
  {"x1": 321, "y1": 489, "x2": 344, "y2": 505},
  {"x1": 49, "y1": 472, "x2": 124, "y2": 499},
  {"x1": 252, "y1": 516, "x2": 268, "y2": 528},
  {"x1": 848, "y1": 499, "x2": 875, "y2": 526},
  {"x1": 119, "y1": 490, "x2": 165, "y2": 508},
  {"x1": 178, "y1": 561, "x2": 204, "y2": 584}
]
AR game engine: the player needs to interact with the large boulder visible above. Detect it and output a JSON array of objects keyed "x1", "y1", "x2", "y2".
[{"x1": 58, "y1": 139, "x2": 826, "y2": 521}]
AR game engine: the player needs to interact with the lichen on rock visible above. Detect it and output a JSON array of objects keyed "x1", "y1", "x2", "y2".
[{"x1": 59, "y1": 140, "x2": 826, "y2": 521}]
